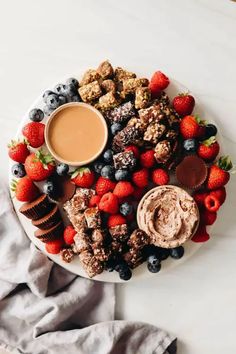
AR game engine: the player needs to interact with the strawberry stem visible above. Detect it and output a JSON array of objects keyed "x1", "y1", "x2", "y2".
[{"x1": 217, "y1": 156, "x2": 233, "y2": 171}]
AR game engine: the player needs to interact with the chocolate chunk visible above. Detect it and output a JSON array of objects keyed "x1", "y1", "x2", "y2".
[
  {"x1": 143, "y1": 123, "x2": 166, "y2": 144},
  {"x1": 60, "y1": 248, "x2": 74, "y2": 263},
  {"x1": 105, "y1": 101, "x2": 135, "y2": 124},
  {"x1": 112, "y1": 126, "x2": 142, "y2": 152},
  {"x1": 109, "y1": 224, "x2": 129, "y2": 242},
  {"x1": 79, "y1": 250, "x2": 103, "y2": 278},
  {"x1": 84, "y1": 207, "x2": 101, "y2": 229},
  {"x1": 73, "y1": 229, "x2": 91, "y2": 254},
  {"x1": 91, "y1": 242, "x2": 111, "y2": 262},
  {"x1": 127, "y1": 229, "x2": 150, "y2": 250},
  {"x1": 154, "y1": 140, "x2": 172, "y2": 164},
  {"x1": 113, "y1": 150, "x2": 137, "y2": 170},
  {"x1": 123, "y1": 248, "x2": 143, "y2": 269},
  {"x1": 91, "y1": 229, "x2": 106, "y2": 244}
]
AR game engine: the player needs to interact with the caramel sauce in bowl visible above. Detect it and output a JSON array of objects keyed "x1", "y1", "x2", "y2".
[{"x1": 45, "y1": 102, "x2": 108, "y2": 166}]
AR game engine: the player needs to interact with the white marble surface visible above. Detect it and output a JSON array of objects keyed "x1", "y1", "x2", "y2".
[{"x1": 0, "y1": 0, "x2": 236, "y2": 353}]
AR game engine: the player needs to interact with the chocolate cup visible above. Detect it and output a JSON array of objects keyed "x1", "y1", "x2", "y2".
[
  {"x1": 32, "y1": 205, "x2": 61, "y2": 230},
  {"x1": 19, "y1": 194, "x2": 53, "y2": 220},
  {"x1": 34, "y1": 221, "x2": 64, "y2": 243}
]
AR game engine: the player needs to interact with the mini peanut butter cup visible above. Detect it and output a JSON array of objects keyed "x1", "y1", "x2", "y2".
[
  {"x1": 19, "y1": 194, "x2": 53, "y2": 220},
  {"x1": 34, "y1": 221, "x2": 64, "y2": 243},
  {"x1": 32, "y1": 205, "x2": 61, "y2": 230},
  {"x1": 176, "y1": 155, "x2": 207, "y2": 189}
]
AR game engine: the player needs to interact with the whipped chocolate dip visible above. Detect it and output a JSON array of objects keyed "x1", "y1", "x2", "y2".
[{"x1": 137, "y1": 185, "x2": 199, "y2": 248}]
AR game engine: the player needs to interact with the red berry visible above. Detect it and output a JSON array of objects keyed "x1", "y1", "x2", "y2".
[
  {"x1": 193, "y1": 190, "x2": 208, "y2": 208},
  {"x1": 191, "y1": 224, "x2": 210, "y2": 243},
  {"x1": 71, "y1": 167, "x2": 95, "y2": 188},
  {"x1": 124, "y1": 145, "x2": 140, "y2": 158},
  {"x1": 197, "y1": 137, "x2": 220, "y2": 162},
  {"x1": 152, "y1": 169, "x2": 169, "y2": 185},
  {"x1": 45, "y1": 239, "x2": 64, "y2": 254},
  {"x1": 140, "y1": 150, "x2": 155, "y2": 168},
  {"x1": 11, "y1": 176, "x2": 39, "y2": 202},
  {"x1": 149, "y1": 71, "x2": 170, "y2": 92},
  {"x1": 99, "y1": 192, "x2": 119, "y2": 214},
  {"x1": 204, "y1": 195, "x2": 220, "y2": 212},
  {"x1": 22, "y1": 122, "x2": 45, "y2": 148},
  {"x1": 63, "y1": 225, "x2": 77, "y2": 245},
  {"x1": 172, "y1": 93, "x2": 195, "y2": 117},
  {"x1": 107, "y1": 214, "x2": 126, "y2": 228},
  {"x1": 206, "y1": 156, "x2": 231, "y2": 190},
  {"x1": 8, "y1": 140, "x2": 30, "y2": 163},
  {"x1": 89, "y1": 195, "x2": 101, "y2": 207},
  {"x1": 200, "y1": 210, "x2": 217, "y2": 225},
  {"x1": 113, "y1": 181, "x2": 134, "y2": 198},
  {"x1": 209, "y1": 187, "x2": 226, "y2": 205},
  {"x1": 132, "y1": 168, "x2": 149, "y2": 188},
  {"x1": 197, "y1": 125, "x2": 206, "y2": 139},
  {"x1": 133, "y1": 187, "x2": 145, "y2": 200},
  {"x1": 180, "y1": 115, "x2": 201, "y2": 139},
  {"x1": 24, "y1": 150, "x2": 55, "y2": 181},
  {"x1": 95, "y1": 177, "x2": 116, "y2": 196}
]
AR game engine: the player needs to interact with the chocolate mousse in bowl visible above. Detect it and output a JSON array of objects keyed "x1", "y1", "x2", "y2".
[
  {"x1": 137, "y1": 185, "x2": 199, "y2": 248},
  {"x1": 45, "y1": 102, "x2": 108, "y2": 166}
]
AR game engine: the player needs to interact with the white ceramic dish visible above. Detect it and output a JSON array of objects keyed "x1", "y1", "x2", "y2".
[{"x1": 8, "y1": 72, "x2": 224, "y2": 282}]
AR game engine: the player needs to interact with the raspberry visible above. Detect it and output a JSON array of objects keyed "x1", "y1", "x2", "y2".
[
  {"x1": 140, "y1": 150, "x2": 155, "y2": 168},
  {"x1": 107, "y1": 214, "x2": 126, "y2": 228},
  {"x1": 99, "y1": 192, "x2": 119, "y2": 214},
  {"x1": 132, "y1": 168, "x2": 149, "y2": 188},
  {"x1": 152, "y1": 169, "x2": 169, "y2": 185},
  {"x1": 204, "y1": 195, "x2": 220, "y2": 212},
  {"x1": 95, "y1": 176, "x2": 116, "y2": 196},
  {"x1": 191, "y1": 224, "x2": 210, "y2": 243},
  {"x1": 63, "y1": 225, "x2": 77, "y2": 245},
  {"x1": 113, "y1": 181, "x2": 134, "y2": 198},
  {"x1": 45, "y1": 239, "x2": 64, "y2": 254},
  {"x1": 193, "y1": 191, "x2": 208, "y2": 208},
  {"x1": 200, "y1": 210, "x2": 217, "y2": 225},
  {"x1": 209, "y1": 187, "x2": 226, "y2": 205},
  {"x1": 124, "y1": 145, "x2": 140, "y2": 158},
  {"x1": 89, "y1": 195, "x2": 101, "y2": 207},
  {"x1": 149, "y1": 71, "x2": 170, "y2": 91}
]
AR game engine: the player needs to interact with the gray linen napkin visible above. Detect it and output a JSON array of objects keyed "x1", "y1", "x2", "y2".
[{"x1": 0, "y1": 183, "x2": 177, "y2": 354}]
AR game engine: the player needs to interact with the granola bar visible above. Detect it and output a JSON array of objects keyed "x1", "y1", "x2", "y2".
[
  {"x1": 112, "y1": 125, "x2": 142, "y2": 152},
  {"x1": 91, "y1": 242, "x2": 111, "y2": 262},
  {"x1": 79, "y1": 250, "x2": 103, "y2": 278},
  {"x1": 110, "y1": 240, "x2": 124, "y2": 254},
  {"x1": 97, "y1": 60, "x2": 114, "y2": 79},
  {"x1": 109, "y1": 224, "x2": 129, "y2": 242},
  {"x1": 60, "y1": 248, "x2": 74, "y2": 263},
  {"x1": 91, "y1": 229, "x2": 106, "y2": 244},
  {"x1": 135, "y1": 87, "x2": 151, "y2": 109},
  {"x1": 80, "y1": 69, "x2": 101, "y2": 86},
  {"x1": 122, "y1": 78, "x2": 149, "y2": 95},
  {"x1": 84, "y1": 207, "x2": 101, "y2": 229},
  {"x1": 101, "y1": 79, "x2": 116, "y2": 93},
  {"x1": 143, "y1": 122, "x2": 166, "y2": 144},
  {"x1": 139, "y1": 104, "x2": 166, "y2": 125},
  {"x1": 127, "y1": 229, "x2": 149, "y2": 250},
  {"x1": 73, "y1": 229, "x2": 91, "y2": 253},
  {"x1": 98, "y1": 92, "x2": 120, "y2": 111},
  {"x1": 64, "y1": 188, "x2": 94, "y2": 212},
  {"x1": 123, "y1": 248, "x2": 143, "y2": 269},
  {"x1": 105, "y1": 101, "x2": 135, "y2": 124},
  {"x1": 79, "y1": 80, "x2": 102, "y2": 102},
  {"x1": 113, "y1": 150, "x2": 137, "y2": 170},
  {"x1": 114, "y1": 67, "x2": 136, "y2": 83}
]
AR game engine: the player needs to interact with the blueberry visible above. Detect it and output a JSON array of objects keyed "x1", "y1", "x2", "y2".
[
  {"x1": 11, "y1": 163, "x2": 26, "y2": 178},
  {"x1": 54, "y1": 84, "x2": 67, "y2": 95},
  {"x1": 66, "y1": 77, "x2": 79, "y2": 90},
  {"x1": 70, "y1": 94, "x2": 81, "y2": 102},
  {"x1": 29, "y1": 108, "x2": 44, "y2": 122},
  {"x1": 170, "y1": 246, "x2": 184, "y2": 259},
  {"x1": 105, "y1": 258, "x2": 117, "y2": 272},
  {"x1": 43, "y1": 90, "x2": 54, "y2": 103},
  {"x1": 159, "y1": 248, "x2": 170, "y2": 260},
  {"x1": 183, "y1": 139, "x2": 198, "y2": 153},
  {"x1": 120, "y1": 202, "x2": 133, "y2": 216},
  {"x1": 43, "y1": 105, "x2": 54, "y2": 116},
  {"x1": 119, "y1": 267, "x2": 132, "y2": 281},
  {"x1": 43, "y1": 180, "x2": 56, "y2": 197},
  {"x1": 101, "y1": 165, "x2": 115, "y2": 179},
  {"x1": 103, "y1": 149, "x2": 114, "y2": 163},
  {"x1": 111, "y1": 122, "x2": 122, "y2": 135},
  {"x1": 205, "y1": 124, "x2": 218, "y2": 139},
  {"x1": 58, "y1": 95, "x2": 67, "y2": 105},
  {"x1": 147, "y1": 262, "x2": 161, "y2": 273},
  {"x1": 94, "y1": 161, "x2": 105, "y2": 174},
  {"x1": 147, "y1": 254, "x2": 161, "y2": 268},
  {"x1": 56, "y1": 163, "x2": 69, "y2": 176},
  {"x1": 115, "y1": 169, "x2": 130, "y2": 181},
  {"x1": 46, "y1": 93, "x2": 60, "y2": 110},
  {"x1": 64, "y1": 84, "x2": 77, "y2": 98}
]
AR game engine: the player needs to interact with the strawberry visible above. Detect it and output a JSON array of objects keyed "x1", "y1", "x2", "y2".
[
  {"x1": 22, "y1": 122, "x2": 45, "y2": 148},
  {"x1": 99, "y1": 192, "x2": 119, "y2": 214},
  {"x1": 107, "y1": 214, "x2": 126, "y2": 228},
  {"x1": 133, "y1": 187, "x2": 145, "y2": 200},
  {"x1": 45, "y1": 239, "x2": 64, "y2": 254},
  {"x1": 124, "y1": 145, "x2": 140, "y2": 158},
  {"x1": 180, "y1": 115, "x2": 204, "y2": 139},
  {"x1": 132, "y1": 168, "x2": 149, "y2": 188},
  {"x1": 152, "y1": 169, "x2": 169, "y2": 185},
  {"x1": 140, "y1": 150, "x2": 155, "y2": 168},
  {"x1": 95, "y1": 176, "x2": 116, "y2": 196},
  {"x1": 197, "y1": 137, "x2": 220, "y2": 162},
  {"x1": 149, "y1": 71, "x2": 170, "y2": 97},
  {"x1": 172, "y1": 93, "x2": 195, "y2": 117},
  {"x1": 206, "y1": 156, "x2": 232, "y2": 190},
  {"x1": 63, "y1": 225, "x2": 77, "y2": 245},
  {"x1": 11, "y1": 176, "x2": 39, "y2": 202},
  {"x1": 191, "y1": 224, "x2": 210, "y2": 243},
  {"x1": 89, "y1": 195, "x2": 101, "y2": 207},
  {"x1": 71, "y1": 167, "x2": 95, "y2": 188},
  {"x1": 8, "y1": 140, "x2": 29, "y2": 163},
  {"x1": 209, "y1": 187, "x2": 226, "y2": 205},
  {"x1": 204, "y1": 195, "x2": 220, "y2": 212},
  {"x1": 200, "y1": 210, "x2": 217, "y2": 226},
  {"x1": 193, "y1": 190, "x2": 208, "y2": 208},
  {"x1": 113, "y1": 181, "x2": 134, "y2": 198},
  {"x1": 25, "y1": 150, "x2": 55, "y2": 181}
]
